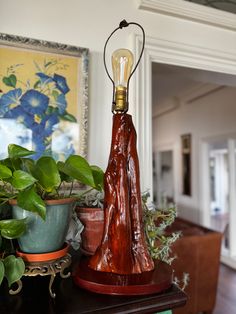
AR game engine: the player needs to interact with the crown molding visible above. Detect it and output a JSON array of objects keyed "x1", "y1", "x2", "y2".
[
  {"x1": 142, "y1": 35, "x2": 236, "y2": 74},
  {"x1": 136, "y1": 0, "x2": 236, "y2": 31}
]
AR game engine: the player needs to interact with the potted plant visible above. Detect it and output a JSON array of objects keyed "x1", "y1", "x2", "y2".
[
  {"x1": 142, "y1": 192, "x2": 189, "y2": 290},
  {"x1": 75, "y1": 190, "x2": 104, "y2": 255},
  {"x1": 75, "y1": 189, "x2": 181, "y2": 260},
  {"x1": 0, "y1": 143, "x2": 104, "y2": 256},
  {"x1": 74, "y1": 189, "x2": 183, "y2": 258},
  {"x1": 0, "y1": 215, "x2": 26, "y2": 288},
  {"x1": 142, "y1": 192, "x2": 180, "y2": 264}
]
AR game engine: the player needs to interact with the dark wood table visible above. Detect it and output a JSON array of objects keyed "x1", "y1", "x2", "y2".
[{"x1": 0, "y1": 251, "x2": 187, "y2": 314}]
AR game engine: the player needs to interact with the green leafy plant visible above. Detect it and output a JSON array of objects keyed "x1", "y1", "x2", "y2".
[
  {"x1": 0, "y1": 217, "x2": 26, "y2": 287},
  {"x1": 76, "y1": 190, "x2": 104, "y2": 208},
  {"x1": 0, "y1": 143, "x2": 104, "y2": 287},
  {"x1": 142, "y1": 192, "x2": 181, "y2": 264},
  {"x1": 173, "y1": 272, "x2": 190, "y2": 291},
  {"x1": 0, "y1": 144, "x2": 104, "y2": 220},
  {"x1": 142, "y1": 192, "x2": 189, "y2": 291}
]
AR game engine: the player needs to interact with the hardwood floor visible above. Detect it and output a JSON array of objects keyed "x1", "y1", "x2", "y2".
[
  {"x1": 214, "y1": 263, "x2": 236, "y2": 314},
  {"x1": 209, "y1": 213, "x2": 236, "y2": 313}
]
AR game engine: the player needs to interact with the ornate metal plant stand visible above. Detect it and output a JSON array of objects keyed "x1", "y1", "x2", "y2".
[{"x1": 10, "y1": 245, "x2": 71, "y2": 298}]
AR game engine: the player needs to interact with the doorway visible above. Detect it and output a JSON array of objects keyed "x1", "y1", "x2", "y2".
[
  {"x1": 132, "y1": 16, "x2": 236, "y2": 268},
  {"x1": 151, "y1": 61, "x2": 236, "y2": 268},
  {"x1": 209, "y1": 141, "x2": 229, "y2": 218},
  {"x1": 153, "y1": 150, "x2": 174, "y2": 205}
]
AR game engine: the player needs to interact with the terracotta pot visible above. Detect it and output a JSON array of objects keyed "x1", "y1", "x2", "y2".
[
  {"x1": 75, "y1": 207, "x2": 104, "y2": 256},
  {"x1": 16, "y1": 242, "x2": 69, "y2": 262}
]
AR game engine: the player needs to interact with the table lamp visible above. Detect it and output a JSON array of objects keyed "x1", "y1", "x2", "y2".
[{"x1": 74, "y1": 20, "x2": 172, "y2": 295}]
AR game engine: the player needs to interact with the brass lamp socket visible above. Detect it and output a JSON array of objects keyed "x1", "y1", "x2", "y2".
[{"x1": 112, "y1": 86, "x2": 128, "y2": 113}]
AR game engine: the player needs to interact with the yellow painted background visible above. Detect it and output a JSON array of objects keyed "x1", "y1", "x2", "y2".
[{"x1": 0, "y1": 45, "x2": 80, "y2": 117}]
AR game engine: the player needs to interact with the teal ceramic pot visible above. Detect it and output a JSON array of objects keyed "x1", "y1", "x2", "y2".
[{"x1": 11, "y1": 198, "x2": 75, "y2": 253}]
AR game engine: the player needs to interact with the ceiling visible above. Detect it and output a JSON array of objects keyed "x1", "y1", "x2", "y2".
[
  {"x1": 185, "y1": 0, "x2": 236, "y2": 14},
  {"x1": 152, "y1": 63, "x2": 236, "y2": 105}
]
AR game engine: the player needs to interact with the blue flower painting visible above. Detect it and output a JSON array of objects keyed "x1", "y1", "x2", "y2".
[
  {"x1": 53, "y1": 74, "x2": 70, "y2": 94},
  {"x1": 0, "y1": 59, "x2": 77, "y2": 160},
  {"x1": 20, "y1": 90, "x2": 49, "y2": 115}
]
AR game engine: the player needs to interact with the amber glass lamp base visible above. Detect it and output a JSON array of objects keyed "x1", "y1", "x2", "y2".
[{"x1": 73, "y1": 258, "x2": 173, "y2": 296}]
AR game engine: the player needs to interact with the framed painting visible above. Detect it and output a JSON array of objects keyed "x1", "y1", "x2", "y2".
[
  {"x1": 0, "y1": 33, "x2": 89, "y2": 161},
  {"x1": 181, "y1": 133, "x2": 191, "y2": 196}
]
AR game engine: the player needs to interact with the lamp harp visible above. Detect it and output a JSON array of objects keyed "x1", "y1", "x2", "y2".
[{"x1": 103, "y1": 19, "x2": 145, "y2": 113}]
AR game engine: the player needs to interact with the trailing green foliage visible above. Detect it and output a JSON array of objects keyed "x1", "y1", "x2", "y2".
[
  {"x1": 0, "y1": 218, "x2": 27, "y2": 239},
  {"x1": 173, "y1": 272, "x2": 190, "y2": 291},
  {"x1": 0, "y1": 144, "x2": 104, "y2": 220},
  {"x1": 142, "y1": 192, "x2": 181, "y2": 265},
  {"x1": 0, "y1": 216, "x2": 26, "y2": 287},
  {"x1": 142, "y1": 192, "x2": 189, "y2": 291},
  {"x1": 3, "y1": 255, "x2": 25, "y2": 287},
  {"x1": 76, "y1": 190, "x2": 104, "y2": 208}
]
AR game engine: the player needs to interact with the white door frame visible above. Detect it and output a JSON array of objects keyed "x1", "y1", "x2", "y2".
[
  {"x1": 199, "y1": 141, "x2": 211, "y2": 227},
  {"x1": 228, "y1": 139, "x2": 236, "y2": 257}
]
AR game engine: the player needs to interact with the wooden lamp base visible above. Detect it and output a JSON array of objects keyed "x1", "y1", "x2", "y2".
[{"x1": 73, "y1": 258, "x2": 173, "y2": 296}]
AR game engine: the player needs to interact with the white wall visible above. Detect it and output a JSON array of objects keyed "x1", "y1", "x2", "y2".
[
  {"x1": 153, "y1": 86, "x2": 236, "y2": 223},
  {"x1": 1, "y1": 0, "x2": 236, "y2": 181}
]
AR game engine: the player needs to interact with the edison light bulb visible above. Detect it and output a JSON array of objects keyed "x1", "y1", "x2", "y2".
[{"x1": 112, "y1": 48, "x2": 134, "y2": 112}]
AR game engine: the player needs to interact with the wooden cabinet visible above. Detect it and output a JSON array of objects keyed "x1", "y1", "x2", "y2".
[{"x1": 168, "y1": 218, "x2": 222, "y2": 314}]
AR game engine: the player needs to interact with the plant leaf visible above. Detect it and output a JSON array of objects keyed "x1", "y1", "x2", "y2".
[
  {"x1": 33, "y1": 157, "x2": 61, "y2": 192},
  {"x1": 8, "y1": 144, "x2": 35, "y2": 159},
  {"x1": 0, "y1": 218, "x2": 27, "y2": 239},
  {"x1": 0, "y1": 260, "x2": 4, "y2": 286},
  {"x1": 61, "y1": 155, "x2": 95, "y2": 188},
  {"x1": 46, "y1": 106, "x2": 57, "y2": 115},
  {"x1": 33, "y1": 80, "x2": 40, "y2": 89},
  {"x1": 52, "y1": 90, "x2": 59, "y2": 100},
  {"x1": 90, "y1": 165, "x2": 104, "y2": 191},
  {"x1": 0, "y1": 164, "x2": 12, "y2": 179},
  {"x1": 2, "y1": 74, "x2": 17, "y2": 88},
  {"x1": 20, "y1": 158, "x2": 35, "y2": 174},
  {"x1": 59, "y1": 112, "x2": 77, "y2": 122},
  {"x1": 11, "y1": 170, "x2": 37, "y2": 190},
  {"x1": 17, "y1": 187, "x2": 46, "y2": 220},
  {"x1": 1, "y1": 157, "x2": 23, "y2": 172},
  {"x1": 3, "y1": 255, "x2": 25, "y2": 287},
  {"x1": 45, "y1": 61, "x2": 52, "y2": 67},
  {"x1": 57, "y1": 161, "x2": 73, "y2": 182}
]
